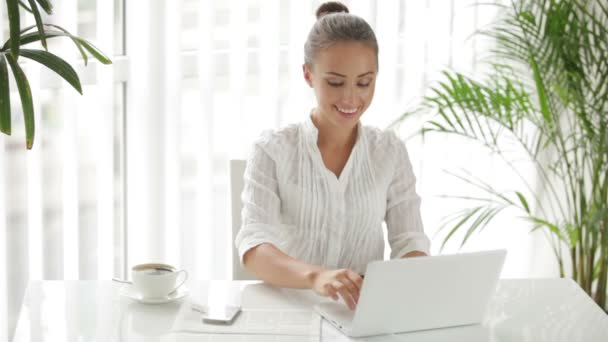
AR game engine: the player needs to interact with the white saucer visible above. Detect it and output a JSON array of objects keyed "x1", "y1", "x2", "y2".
[{"x1": 120, "y1": 285, "x2": 189, "y2": 304}]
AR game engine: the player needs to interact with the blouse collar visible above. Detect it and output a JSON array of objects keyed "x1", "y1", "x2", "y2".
[
  {"x1": 303, "y1": 113, "x2": 365, "y2": 187},
  {"x1": 303, "y1": 112, "x2": 363, "y2": 147}
]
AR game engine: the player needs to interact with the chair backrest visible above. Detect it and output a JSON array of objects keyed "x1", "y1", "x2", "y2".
[{"x1": 229, "y1": 159, "x2": 256, "y2": 280}]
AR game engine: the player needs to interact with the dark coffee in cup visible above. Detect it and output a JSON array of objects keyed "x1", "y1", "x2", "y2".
[
  {"x1": 131, "y1": 263, "x2": 188, "y2": 299},
  {"x1": 140, "y1": 267, "x2": 174, "y2": 275}
]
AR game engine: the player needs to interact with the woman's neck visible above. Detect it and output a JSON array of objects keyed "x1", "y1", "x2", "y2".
[{"x1": 311, "y1": 110, "x2": 358, "y2": 150}]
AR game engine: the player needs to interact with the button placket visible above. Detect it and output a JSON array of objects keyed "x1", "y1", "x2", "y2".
[{"x1": 327, "y1": 179, "x2": 346, "y2": 269}]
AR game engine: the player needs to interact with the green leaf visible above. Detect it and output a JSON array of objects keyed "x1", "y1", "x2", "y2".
[
  {"x1": 5, "y1": 53, "x2": 35, "y2": 149},
  {"x1": 440, "y1": 206, "x2": 483, "y2": 251},
  {"x1": 41, "y1": 25, "x2": 89, "y2": 65},
  {"x1": 3, "y1": 30, "x2": 61, "y2": 50},
  {"x1": 427, "y1": 121, "x2": 449, "y2": 132},
  {"x1": 3, "y1": 28, "x2": 88, "y2": 65},
  {"x1": 527, "y1": 217, "x2": 566, "y2": 242},
  {"x1": 18, "y1": 0, "x2": 33, "y2": 13},
  {"x1": 27, "y1": 0, "x2": 47, "y2": 50},
  {"x1": 0, "y1": 25, "x2": 46, "y2": 51},
  {"x1": 515, "y1": 191, "x2": 530, "y2": 213},
  {"x1": 0, "y1": 54, "x2": 11, "y2": 135},
  {"x1": 74, "y1": 38, "x2": 113, "y2": 65},
  {"x1": 461, "y1": 207, "x2": 503, "y2": 248},
  {"x1": 7, "y1": 0, "x2": 21, "y2": 58},
  {"x1": 519, "y1": 10, "x2": 536, "y2": 26},
  {"x1": 19, "y1": 24, "x2": 44, "y2": 35},
  {"x1": 4, "y1": 25, "x2": 112, "y2": 66},
  {"x1": 19, "y1": 49, "x2": 82, "y2": 94},
  {"x1": 34, "y1": 0, "x2": 53, "y2": 14},
  {"x1": 563, "y1": 223, "x2": 579, "y2": 247},
  {"x1": 444, "y1": 168, "x2": 517, "y2": 207}
]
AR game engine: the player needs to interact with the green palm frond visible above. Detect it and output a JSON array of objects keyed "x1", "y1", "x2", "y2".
[
  {"x1": 409, "y1": 71, "x2": 541, "y2": 160},
  {"x1": 394, "y1": 0, "x2": 608, "y2": 310},
  {"x1": 0, "y1": 1, "x2": 112, "y2": 149},
  {"x1": 437, "y1": 204, "x2": 507, "y2": 251}
]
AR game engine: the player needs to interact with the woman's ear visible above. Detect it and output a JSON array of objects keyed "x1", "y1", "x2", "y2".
[{"x1": 302, "y1": 64, "x2": 313, "y2": 88}]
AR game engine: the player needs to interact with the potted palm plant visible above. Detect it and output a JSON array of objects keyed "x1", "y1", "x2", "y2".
[
  {"x1": 1, "y1": 0, "x2": 112, "y2": 149},
  {"x1": 393, "y1": 0, "x2": 607, "y2": 310}
]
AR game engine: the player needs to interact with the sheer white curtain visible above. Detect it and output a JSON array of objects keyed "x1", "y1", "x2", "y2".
[
  {"x1": 0, "y1": 0, "x2": 124, "y2": 340},
  {"x1": 1, "y1": 0, "x2": 553, "y2": 340},
  {"x1": 125, "y1": 0, "x2": 542, "y2": 279}
]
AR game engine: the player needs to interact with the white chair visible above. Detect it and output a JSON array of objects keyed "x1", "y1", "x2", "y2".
[{"x1": 229, "y1": 159, "x2": 257, "y2": 280}]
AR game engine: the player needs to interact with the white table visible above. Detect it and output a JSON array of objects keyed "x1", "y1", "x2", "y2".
[{"x1": 12, "y1": 278, "x2": 608, "y2": 341}]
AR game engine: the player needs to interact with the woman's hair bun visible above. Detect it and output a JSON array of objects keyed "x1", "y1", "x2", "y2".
[{"x1": 315, "y1": 1, "x2": 349, "y2": 19}]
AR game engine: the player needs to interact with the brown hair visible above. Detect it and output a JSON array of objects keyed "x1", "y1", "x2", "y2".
[{"x1": 304, "y1": 2, "x2": 378, "y2": 68}]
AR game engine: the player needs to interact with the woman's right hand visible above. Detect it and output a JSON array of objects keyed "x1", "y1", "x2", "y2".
[{"x1": 309, "y1": 268, "x2": 363, "y2": 310}]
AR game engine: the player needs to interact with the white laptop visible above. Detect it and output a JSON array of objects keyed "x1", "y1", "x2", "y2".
[{"x1": 314, "y1": 249, "x2": 506, "y2": 337}]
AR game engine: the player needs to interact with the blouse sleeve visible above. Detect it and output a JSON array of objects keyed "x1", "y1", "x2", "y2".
[
  {"x1": 384, "y1": 135, "x2": 431, "y2": 258},
  {"x1": 234, "y1": 138, "x2": 289, "y2": 264}
]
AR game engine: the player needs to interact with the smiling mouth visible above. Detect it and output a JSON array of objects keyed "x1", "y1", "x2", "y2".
[{"x1": 335, "y1": 106, "x2": 359, "y2": 117}]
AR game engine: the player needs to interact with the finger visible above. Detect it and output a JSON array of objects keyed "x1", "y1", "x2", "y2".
[
  {"x1": 338, "y1": 273, "x2": 360, "y2": 303},
  {"x1": 345, "y1": 269, "x2": 364, "y2": 289},
  {"x1": 333, "y1": 281, "x2": 356, "y2": 310},
  {"x1": 324, "y1": 283, "x2": 339, "y2": 301}
]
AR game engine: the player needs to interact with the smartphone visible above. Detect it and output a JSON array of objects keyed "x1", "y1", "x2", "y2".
[{"x1": 200, "y1": 305, "x2": 241, "y2": 324}]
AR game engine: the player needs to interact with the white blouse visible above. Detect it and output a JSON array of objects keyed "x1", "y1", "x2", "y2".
[{"x1": 235, "y1": 115, "x2": 430, "y2": 274}]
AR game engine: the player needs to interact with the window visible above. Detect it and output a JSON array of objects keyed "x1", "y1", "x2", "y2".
[
  {"x1": 2, "y1": 1, "x2": 529, "y2": 340},
  {"x1": 1, "y1": 1, "x2": 126, "y2": 339}
]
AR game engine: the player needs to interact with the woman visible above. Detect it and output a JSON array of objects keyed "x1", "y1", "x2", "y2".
[{"x1": 235, "y1": 1, "x2": 430, "y2": 311}]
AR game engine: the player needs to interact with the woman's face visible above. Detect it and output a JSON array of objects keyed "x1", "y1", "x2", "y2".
[{"x1": 303, "y1": 41, "x2": 377, "y2": 133}]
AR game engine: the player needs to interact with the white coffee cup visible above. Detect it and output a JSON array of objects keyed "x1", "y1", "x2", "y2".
[{"x1": 131, "y1": 263, "x2": 188, "y2": 299}]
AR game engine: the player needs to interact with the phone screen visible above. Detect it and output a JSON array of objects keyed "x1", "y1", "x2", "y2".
[{"x1": 201, "y1": 305, "x2": 241, "y2": 324}]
